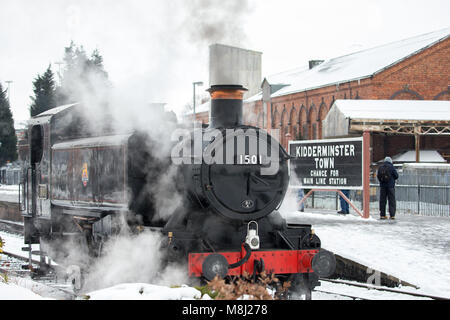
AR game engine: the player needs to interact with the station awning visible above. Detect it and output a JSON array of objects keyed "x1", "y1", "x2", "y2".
[
  {"x1": 323, "y1": 100, "x2": 450, "y2": 162},
  {"x1": 324, "y1": 99, "x2": 450, "y2": 137}
]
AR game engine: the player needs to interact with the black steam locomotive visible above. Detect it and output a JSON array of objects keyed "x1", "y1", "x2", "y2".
[{"x1": 20, "y1": 84, "x2": 335, "y2": 298}]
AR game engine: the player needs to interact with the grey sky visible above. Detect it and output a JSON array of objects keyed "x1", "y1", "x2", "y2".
[{"x1": 0, "y1": 0, "x2": 449, "y2": 124}]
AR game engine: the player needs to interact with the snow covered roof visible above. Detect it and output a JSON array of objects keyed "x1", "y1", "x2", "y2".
[
  {"x1": 184, "y1": 99, "x2": 211, "y2": 116},
  {"x1": 391, "y1": 150, "x2": 446, "y2": 163},
  {"x1": 244, "y1": 92, "x2": 262, "y2": 103},
  {"x1": 246, "y1": 27, "x2": 450, "y2": 100},
  {"x1": 331, "y1": 99, "x2": 450, "y2": 121},
  {"x1": 52, "y1": 134, "x2": 132, "y2": 150},
  {"x1": 403, "y1": 162, "x2": 450, "y2": 169},
  {"x1": 33, "y1": 103, "x2": 78, "y2": 118}
]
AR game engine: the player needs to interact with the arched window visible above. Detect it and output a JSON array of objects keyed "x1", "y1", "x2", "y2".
[
  {"x1": 298, "y1": 104, "x2": 307, "y2": 139},
  {"x1": 433, "y1": 87, "x2": 450, "y2": 100},
  {"x1": 279, "y1": 106, "x2": 287, "y2": 127},
  {"x1": 257, "y1": 112, "x2": 263, "y2": 128},
  {"x1": 280, "y1": 106, "x2": 287, "y2": 147},
  {"x1": 308, "y1": 104, "x2": 318, "y2": 141},
  {"x1": 318, "y1": 101, "x2": 328, "y2": 139},
  {"x1": 288, "y1": 106, "x2": 296, "y2": 139},
  {"x1": 272, "y1": 106, "x2": 280, "y2": 129},
  {"x1": 390, "y1": 88, "x2": 424, "y2": 100},
  {"x1": 302, "y1": 123, "x2": 309, "y2": 140}
]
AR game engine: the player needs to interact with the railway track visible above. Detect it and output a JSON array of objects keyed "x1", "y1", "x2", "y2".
[
  {"x1": 0, "y1": 219, "x2": 23, "y2": 235},
  {"x1": 319, "y1": 278, "x2": 449, "y2": 300},
  {"x1": 313, "y1": 288, "x2": 368, "y2": 300},
  {"x1": 2, "y1": 222, "x2": 449, "y2": 301},
  {"x1": 0, "y1": 249, "x2": 78, "y2": 300}
]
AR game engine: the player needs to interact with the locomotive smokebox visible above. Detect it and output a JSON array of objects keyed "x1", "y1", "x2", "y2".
[{"x1": 208, "y1": 84, "x2": 247, "y2": 128}]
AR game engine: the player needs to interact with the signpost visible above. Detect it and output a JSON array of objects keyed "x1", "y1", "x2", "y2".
[{"x1": 289, "y1": 134, "x2": 370, "y2": 218}]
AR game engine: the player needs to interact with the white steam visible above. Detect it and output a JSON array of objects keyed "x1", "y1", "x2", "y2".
[
  {"x1": 279, "y1": 187, "x2": 302, "y2": 219},
  {"x1": 50, "y1": 0, "x2": 255, "y2": 293},
  {"x1": 83, "y1": 230, "x2": 189, "y2": 291},
  {"x1": 181, "y1": 0, "x2": 251, "y2": 47}
]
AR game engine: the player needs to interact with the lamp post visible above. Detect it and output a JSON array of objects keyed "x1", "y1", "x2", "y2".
[
  {"x1": 55, "y1": 62, "x2": 64, "y2": 85},
  {"x1": 193, "y1": 81, "x2": 203, "y2": 127},
  {"x1": 5, "y1": 81, "x2": 13, "y2": 106}
]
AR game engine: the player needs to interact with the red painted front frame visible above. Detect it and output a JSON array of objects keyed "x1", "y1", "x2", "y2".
[{"x1": 189, "y1": 247, "x2": 319, "y2": 277}]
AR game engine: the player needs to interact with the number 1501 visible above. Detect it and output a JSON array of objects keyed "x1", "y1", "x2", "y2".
[{"x1": 239, "y1": 154, "x2": 262, "y2": 164}]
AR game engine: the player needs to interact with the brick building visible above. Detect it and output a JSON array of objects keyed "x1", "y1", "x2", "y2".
[
  {"x1": 191, "y1": 28, "x2": 449, "y2": 162},
  {"x1": 241, "y1": 28, "x2": 450, "y2": 159}
]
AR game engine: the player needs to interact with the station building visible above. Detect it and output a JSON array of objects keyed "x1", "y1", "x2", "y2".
[{"x1": 193, "y1": 28, "x2": 450, "y2": 163}]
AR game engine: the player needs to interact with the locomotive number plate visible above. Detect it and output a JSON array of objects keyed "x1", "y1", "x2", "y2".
[{"x1": 238, "y1": 154, "x2": 265, "y2": 165}]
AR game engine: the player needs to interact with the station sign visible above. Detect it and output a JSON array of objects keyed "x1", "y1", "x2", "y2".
[{"x1": 289, "y1": 137, "x2": 363, "y2": 190}]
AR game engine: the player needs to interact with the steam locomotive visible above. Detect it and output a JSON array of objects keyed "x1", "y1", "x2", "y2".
[{"x1": 19, "y1": 84, "x2": 335, "y2": 299}]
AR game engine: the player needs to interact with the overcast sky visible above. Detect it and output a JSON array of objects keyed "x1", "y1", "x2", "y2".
[{"x1": 1, "y1": 0, "x2": 449, "y2": 124}]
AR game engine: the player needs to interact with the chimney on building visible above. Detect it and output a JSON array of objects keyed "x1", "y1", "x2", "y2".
[
  {"x1": 209, "y1": 44, "x2": 262, "y2": 99},
  {"x1": 309, "y1": 60, "x2": 324, "y2": 69}
]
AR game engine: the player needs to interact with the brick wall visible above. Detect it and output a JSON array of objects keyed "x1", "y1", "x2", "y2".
[
  {"x1": 194, "y1": 37, "x2": 449, "y2": 159},
  {"x1": 240, "y1": 37, "x2": 449, "y2": 154}
]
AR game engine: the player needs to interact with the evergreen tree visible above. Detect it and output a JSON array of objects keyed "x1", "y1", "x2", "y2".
[
  {"x1": 0, "y1": 83, "x2": 18, "y2": 166},
  {"x1": 29, "y1": 65, "x2": 56, "y2": 116},
  {"x1": 56, "y1": 41, "x2": 110, "y2": 106}
]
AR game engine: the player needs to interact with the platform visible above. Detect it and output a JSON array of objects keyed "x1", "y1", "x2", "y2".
[
  {"x1": 282, "y1": 208, "x2": 450, "y2": 298},
  {"x1": 0, "y1": 185, "x2": 19, "y2": 203}
]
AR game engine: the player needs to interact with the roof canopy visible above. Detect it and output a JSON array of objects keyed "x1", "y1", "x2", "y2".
[
  {"x1": 331, "y1": 99, "x2": 450, "y2": 121},
  {"x1": 323, "y1": 99, "x2": 450, "y2": 138},
  {"x1": 391, "y1": 150, "x2": 446, "y2": 163}
]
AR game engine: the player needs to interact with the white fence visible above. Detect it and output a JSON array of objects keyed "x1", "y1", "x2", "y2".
[{"x1": 298, "y1": 173, "x2": 450, "y2": 217}]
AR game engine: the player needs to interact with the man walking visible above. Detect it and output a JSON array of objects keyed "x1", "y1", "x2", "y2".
[{"x1": 377, "y1": 156, "x2": 399, "y2": 220}]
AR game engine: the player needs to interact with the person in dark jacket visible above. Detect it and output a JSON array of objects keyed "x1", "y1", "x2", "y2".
[{"x1": 377, "y1": 156, "x2": 399, "y2": 220}]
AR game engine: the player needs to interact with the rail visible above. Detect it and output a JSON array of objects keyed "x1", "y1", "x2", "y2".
[{"x1": 319, "y1": 278, "x2": 449, "y2": 300}]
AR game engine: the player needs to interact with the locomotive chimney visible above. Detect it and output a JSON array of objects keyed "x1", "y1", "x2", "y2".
[
  {"x1": 208, "y1": 44, "x2": 260, "y2": 129},
  {"x1": 208, "y1": 84, "x2": 247, "y2": 128}
]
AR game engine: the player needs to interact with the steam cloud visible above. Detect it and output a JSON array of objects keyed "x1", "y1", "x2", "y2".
[
  {"x1": 47, "y1": 0, "x2": 255, "y2": 293},
  {"x1": 181, "y1": 0, "x2": 251, "y2": 47},
  {"x1": 50, "y1": 54, "x2": 187, "y2": 292},
  {"x1": 83, "y1": 230, "x2": 188, "y2": 291}
]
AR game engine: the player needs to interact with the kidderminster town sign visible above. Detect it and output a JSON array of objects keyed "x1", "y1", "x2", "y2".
[{"x1": 289, "y1": 137, "x2": 363, "y2": 190}]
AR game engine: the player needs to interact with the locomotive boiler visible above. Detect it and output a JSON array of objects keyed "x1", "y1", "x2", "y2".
[{"x1": 19, "y1": 83, "x2": 335, "y2": 298}]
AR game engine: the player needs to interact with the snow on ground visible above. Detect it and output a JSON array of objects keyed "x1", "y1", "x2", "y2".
[
  {"x1": 1, "y1": 204, "x2": 449, "y2": 300},
  {"x1": 86, "y1": 283, "x2": 205, "y2": 300},
  {"x1": 314, "y1": 280, "x2": 431, "y2": 300},
  {"x1": 0, "y1": 281, "x2": 49, "y2": 300},
  {"x1": 0, "y1": 230, "x2": 40, "y2": 260},
  {"x1": 283, "y1": 209, "x2": 450, "y2": 298}
]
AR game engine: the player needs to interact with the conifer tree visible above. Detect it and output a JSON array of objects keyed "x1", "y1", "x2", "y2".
[
  {"x1": 0, "y1": 83, "x2": 18, "y2": 166},
  {"x1": 56, "y1": 41, "x2": 110, "y2": 106},
  {"x1": 29, "y1": 65, "x2": 56, "y2": 116}
]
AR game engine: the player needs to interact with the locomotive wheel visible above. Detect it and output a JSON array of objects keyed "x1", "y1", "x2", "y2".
[
  {"x1": 202, "y1": 254, "x2": 229, "y2": 281},
  {"x1": 311, "y1": 249, "x2": 336, "y2": 278}
]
